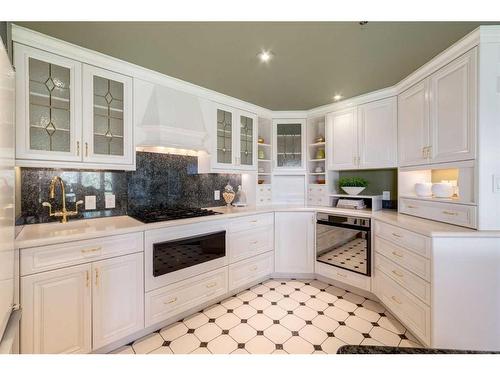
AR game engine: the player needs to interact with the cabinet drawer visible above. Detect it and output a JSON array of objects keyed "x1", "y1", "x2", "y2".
[
  {"x1": 315, "y1": 261, "x2": 371, "y2": 292},
  {"x1": 308, "y1": 185, "x2": 327, "y2": 194},
  {"x1": 228, "y1": 252, "x2": 274, "y2": 291},
  {"x1": 145, "y1": 267, "x2": 228, "y2": 327},
  {"x1": 229, "y1": 226, "x2": 273, "y2": 263},
  {"x1": 375, "y1": 253, "x2": 431, "y2": 305},
  {"x1": 374, "y1": 236, "x2": 431, "y2": 282},
  {"x1": 375, "y1": 220, "x2": 430, "y2": 258},
  {"x1": 21, "y1": 232, "x2": 144, "y2": 276},
  {"x1": 256, "y1": 195, "x2": 272, "y2": 205},
  {"x1": 228, "y1": 213, "x2": 274, "y2": 233},
  {"x1": 400, "y1": 198, "x2": 477, "y2": 229},
  {"x1": 374, "y1": 270, "x2": 431, "y2": 346},
  {"x1": 257, "y1": 185, "x2": 272, "y2": 194},
  {"x1": 307, "y1": 195, "x2": 328, "y2": 206}
]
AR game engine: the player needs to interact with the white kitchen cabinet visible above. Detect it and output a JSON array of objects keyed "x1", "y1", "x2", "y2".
[
  {"x1": 326, "y1": 98, "x2": 397, "y2": 171},
  {"x1": 82, "y1": 64, "x2": 134, "y2": 166},
  {"x1": 13, "y1": 43, "x2": 135, "y2": 170},
  {"x1": 274, "y1": 212, "x2": 315, "y2": 274},
  {"x1": 326, "y1": 108, "x2": 358, "y2": 170},
  {"x1": 273, "y1": 119, "x2": 307, "y2": 172},
  {"x1": 398, "y1": 48, "x2": 477, "y2": 167},
  {"x1": 92, "y1": 253, "x2": 144, "y2": 349},
  {"x1": 21, "y1": 263, "x2": 92, "y2": 354},
  {"x1": 358, "y1": 97, "x2": 398, "y2": 168}
]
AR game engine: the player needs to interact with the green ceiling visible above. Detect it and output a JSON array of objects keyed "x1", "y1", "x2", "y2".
[{"x1": 17, "y1": 22, "x2": 491, "y2": 110}]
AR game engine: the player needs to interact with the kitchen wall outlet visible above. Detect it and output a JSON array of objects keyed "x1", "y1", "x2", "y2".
[
  {"x1": 214, "y1": 190, "x2": 220, "y2": 200},
  {"x1": 85, "y1": 195, "x2": 96, "y2": 210},
  {"x1": 105, "y1": 194, "x2": 116, "y2": 209},
  {"x1": 382, "y1": 191, "x2": 391, "y2": 200}
]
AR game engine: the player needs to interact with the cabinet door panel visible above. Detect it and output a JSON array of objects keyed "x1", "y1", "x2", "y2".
[
  {"x1": 327, "y1": 108, "x2": 358, "y2": 170},
  {"x1": 82, "y1": 64, "x2": 133, "y2": 165},
  {"x1": 429, "y1": 48, "x2": 476, "y2": 163},
  {"x1": 238, "y1": 111, "x2": 257, "y2": 169},
  {"x1": 274, "y1": 212, "x2": 315, "y2": 274},
  {"x1": 14, "y1": 43, "x2": 82, "y2": 162},
  {"x1": 273, "y1": 119, "x2": 306, "y2": 171},
  {"x1": 21, "y1": 264, "x2": 91, "y2": 354},
  {"x1": 215, "y1": 106, "x2": 235, "y2": 167},
  {"x1": 358, "y1": 97, "x2": 398, "y2": 169},
  {"x1": 92, "y1": 253, "x2": 144, "y2": 350},
  {"x1": 398, "y1": 80, "x2": 430, "y2": 167}
]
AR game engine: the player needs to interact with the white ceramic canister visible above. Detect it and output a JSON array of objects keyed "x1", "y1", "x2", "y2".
[
  {"x1": 431, "y1": 182, "x2": 454, "y2": 198},
  {"x1": 414, "y1": 182, "x2": 433, "y2": 197}
]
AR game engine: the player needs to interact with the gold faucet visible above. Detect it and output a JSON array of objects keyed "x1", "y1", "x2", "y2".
[{"x1": 42, "y1": 176, "x2": 84, "y2": 223}]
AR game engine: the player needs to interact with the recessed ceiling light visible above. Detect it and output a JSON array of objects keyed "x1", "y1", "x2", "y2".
[
  {"x1": 333, "y1": 94, "x2": 343, "y2": 101},
  {"x1": 258, "y1": 50, "x2": 274, "y2": 62}
]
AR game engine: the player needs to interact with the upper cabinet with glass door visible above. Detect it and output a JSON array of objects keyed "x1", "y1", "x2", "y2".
[{"x1": 273, "y1": 119, "x2": 306, "y2": 172}]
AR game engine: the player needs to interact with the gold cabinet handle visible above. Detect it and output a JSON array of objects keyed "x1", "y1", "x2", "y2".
[
  {"x1": 392, "y1": 269, "x2": 404, "y2": 278},
  {"x1": 77, "y1": 141, "x2": 80, "y2": 156},
  {"x1": 164, "y1": 297, "x2": 178, "y2": 305},
  {"x1": 391, "y1": 232, "x2": 402, "y2": 238},
  {"x1": 250, "y1": 220, "x2": 258, "y2": 223},
  {"x1": 336, "y1": 272, "x2": 347, "y2": 278},
  {"x1": 391, "y1": 295, "x2": 402, "y2": 305},
  {"x1": 206, "y1": 282, "x2": 217, "y2": 289},
  {"x1": 442, "y1": 210, "x2": 458, "y2": 216},
  {"x1": 407, "y1": 205, "x2": 418, "y2": 209},
  {"x1": 81, "y1": 246, "x2": 102, "y2": 254},
  {"x1": 391, "y1": 251, "x2": 403, "y2": 258},
  {"x1": 86, "y1": 270, "x2": 90, "y2": 288},
  {"x1": 95, "y1": 268, "x2": 99, "y2": 287},
  {"x1": 85, "y1": 142, "x2": 88, "y2": 157}
]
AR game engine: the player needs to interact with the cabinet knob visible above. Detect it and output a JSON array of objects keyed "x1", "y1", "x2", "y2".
[{"x1": 391, "y1": 295, "x2": 402, "y2": 305}]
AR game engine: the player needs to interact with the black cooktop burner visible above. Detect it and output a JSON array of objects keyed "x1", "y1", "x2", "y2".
[{"x1": 130, "y1": 207, "x2": 222, "y2": 223}]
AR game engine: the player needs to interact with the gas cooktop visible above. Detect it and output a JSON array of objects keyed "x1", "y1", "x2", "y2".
[{"x1": 130, "y1": 207, "x2": 222, "y2": 223}]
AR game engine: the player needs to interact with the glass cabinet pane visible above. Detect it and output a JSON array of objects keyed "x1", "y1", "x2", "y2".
[
  {"x1": 93, "y1": 75, "x2": 124, "y2": 156},
  {"x1": 239, "y1": 115, "x2": 254, "y2": 166},
  {"x1": 28, "y1": 58, "x2": 71, "y2": 152},
  {"x1": 216, "y1": 109, "x2": 232, "y2": 164},
  {"x1": 276, "y1": 123, "x2": 302, "y2": 167}
]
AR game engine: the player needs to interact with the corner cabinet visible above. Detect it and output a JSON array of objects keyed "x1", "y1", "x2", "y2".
[
  {"x1": 273, "y1": 119, "x2": 307, "y2": 172},
  {"x1": 14, "y1": 43, "x2": 135, "y2": 170},
  {"x1": 398, "y1": 48, "x2": 477, "y2": 167}
]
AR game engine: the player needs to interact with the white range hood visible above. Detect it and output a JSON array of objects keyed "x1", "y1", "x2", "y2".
[{"x1": 134, "y1": 79, "x2": 209, "y2": 151}]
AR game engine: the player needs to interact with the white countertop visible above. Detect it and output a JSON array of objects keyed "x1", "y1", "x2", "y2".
[{"x1": 15, "y1": 204, "x2": 494, "y2": 249}]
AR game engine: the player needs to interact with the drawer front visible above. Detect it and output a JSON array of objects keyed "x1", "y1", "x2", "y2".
[
  {"x1": 374, "y1": 236, "x2": 431, "y2": 282},
  {"x1": 228, "y1": 213, "x2": 274, "y2": 233},
  {"x1": 229, "y1": 227, "x2": 273, "y2": 263},
  {"x1": 21, "y1": 232, "x2": 144, "y2": 276},
  {"x1": 145, "y1": 267, "x2": 228, "y2": 327},
  {"x1": 308, "y1": 185, "x2": 327, "y2": 195},
  {"x1": 315, "y1": 261, "x2": 371, "y2": 292},
  {"x1": 374, "y1": 270, "x2": 431, "y2": 346},
  {"x1": 307, "y1": 195, "x2": 328, "y2": 206},
  {"x1": 375, "y1": 220, "x2": 430, "y2": 258},
  {"x1": 257, "y1": 185, "x2": 272, "y2": 195},
  {"x1": 375, "y1": 253, "x2": 431, "y2": 305},
  {"x1": 256, "y1": 194, "x2": 272, "y2": 205},
  {"x1": 400, "y1": 198, "x2": 477, "y2": 228},
  {"x1": 228, "y1": 252, "x2": 274, "y2": 291}
]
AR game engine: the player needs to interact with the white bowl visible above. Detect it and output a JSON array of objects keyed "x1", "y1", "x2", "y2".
[
  {"x1": 414, "y1": 182, "x2": 433, "y2": 197},
  {"x1": 341, "y1": 186, "x2": 365, "y2": 195},
  {"x1": 432, "y1": 182, "x2": 454, "y2": 198}
]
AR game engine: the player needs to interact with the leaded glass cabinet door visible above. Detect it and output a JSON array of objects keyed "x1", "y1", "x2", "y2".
[
  {"x1": 14, "y1": 44, "x2": 82, "y2": 162},
  {"x1": 214, "y1": 106, "x2": 235, "y2": 168},
  {"x1": 238, "y1": 111, "x2": 257, "y2": 170},
  {"x1": 273, "y1": 119, "x2": 306, "y2": 171},
  {"x1": 82, "y1": 65, "x2": 133, "y2": 166}
]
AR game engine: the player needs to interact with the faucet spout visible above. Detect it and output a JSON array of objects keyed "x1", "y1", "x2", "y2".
[
  {"x1": 43, "y1": 176, "x2": 81, "y2": 223},
  {"x1": 49, "y1": 176, "x2": 66, "y2": 213}
]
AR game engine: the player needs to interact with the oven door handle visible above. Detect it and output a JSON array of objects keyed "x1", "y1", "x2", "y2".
[{"x1": 316, "y1": 220, "x2": 370, "y2": 232}]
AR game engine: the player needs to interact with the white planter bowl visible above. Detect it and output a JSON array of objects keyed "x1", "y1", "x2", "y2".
[
  {"x1": 414, "y1": 182, "x2": 433, "y2": 197},
  {"x1": 432, "y1": 182, "x2": 454, "y2": 198},
  {"x1": 341, "y1": 186, "x2": 365, "y2": 195}
]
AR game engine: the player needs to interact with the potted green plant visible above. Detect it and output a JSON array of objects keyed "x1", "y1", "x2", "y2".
[{"x1": 338, "y1": 176, "x2": 368, "y2": 196}]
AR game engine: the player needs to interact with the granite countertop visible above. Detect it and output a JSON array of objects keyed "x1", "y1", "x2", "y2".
[
  {"x1": 15, "y1": 204, "x2": 491, "y2": 249},
  {"x1": 337, "y1": 345, "x2": 500, "y2": 354}
]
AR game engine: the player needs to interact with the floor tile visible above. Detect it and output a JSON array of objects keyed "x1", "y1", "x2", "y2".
[
  {"x1": 191, "y1": 347, "x2": 211, "y2": 354},
  {"x1": 321, "y1": 337, "x2": 347, "y2": 354},
  {"x1": 324, "y1": 306, "x2": 349, "y2": 321},
  {"x1": 159, "y1": 322, "x2": 189, "y2": 341},
  {"x1": 286, "y1": 280, "x2": 306, "y2": 289},
  {"x1": 293, "y1": 305, "x2": 318, "y2": 321},
  {"x1": 215, "y1": 313, "x2": 241, "y2": 330},
  {"x1": 275, "y1": 284, "x2": 295, "y2": 295},
  {"x1": 315, "y1": 291, "x2": 338, "y2": 304},
  {"x1": 110, "y1": 345, "x2": 134, "y2": 354},
  {"x1": 170, "y1": 334, "x2": 201, "y2": 354},
  {"x1": 184, "y1": 312, "x2": 209, "y2": 329},
  {"x1": 250, "y1": 284, "x2": 269, "y2": 294},
  {"x1": 229, "y1": 323, "x2": 257, "y2": 343},
  {"x1": 263, "y1": 279, "x2": 281, "y2": 288},
  {"x1": 280, "y1": 314, "x2": 307, "y2": 331},
  {"x1": 207, "y1": 334, "x2": 238, "y2": 354},
  {"x1": 247, "y1": 313, "x2": 274, "y2": 330},
  {"x1": 203, "y1": 304, "x2": 227, "y2": 319},
  {"x1": 309, "y1": 280, "x2": 329, "y2": 290},
  {"x1": 249, "y1": 297, "x2": 272, "y2": 310},
  {"x1": 345, "y1": 315, "x2": 373, "y2": 333},
  {"x1": 369, "y1": 326, "x2": 402, "y2": 346},
  {"x1": 354, "y1": 307, "x2": 381, "y2": 323},
  {"x1": 277, "y1": 297, "x2": 300, "y2": 311},
  {"x1": 149, "y1": 346, "x2": 173, "y2": 354},
  {"x1": 245, "y1": 335, "x2": 275, "y2": 354},
  {"x1": 325, "y1": 285, "x2": 347, "y2": 297},
  {"x1": 378, "y1": 316, "x2": 406, "y2": 335},
  {"x1": 263, "y1": 290, "x2": 284, "y2": 302},
  {"x1": 194, "y1": 323, "x2": 222, "y2": 342},
  {"x1": 360, "y1": 338, "x2": 383, "y2": 346},
  {"x1": 264, "y1": 324, "x2": 292, "y2": 344},
  {"x1": 289, "y1": 290, "x2": 311, "y2": 303},
  {"x1": 305, "y1": 297, "x2": 329, "y2": 311},
  {"x1": 312, "y1": 315, "x2": 339, "y2": 333},
  {"x1": 333, "y1": 326, "x2": 364, "y2": 345},
  {"x1": 301, "y1": 284, "x2": 321, "y2": 296},
  {"x1": 236, "y1": 290, "x2": 258, "y2": 302},
  {"x1": 263, "y1": 305, "x2": 288, "y2": 320},
  {"x1": 282, "y1": 336, "x2": 314, "y2": 354},
  {"x1": 221, "y1": 297, "x2": 243, "y2": 310},
  {"x1": 233, "y1": 304, "x2": 258, "y2": 319},
  {"x1": 132, "y1": 333, "x2": 164, "y2": 354},
  {"x1": 362, "y1": 299, "x2": 385, "y2": 313},
  {"x1": 299, "y1": 325, "x2": 328, "y2": 345},
  {"x1": 334, "y1": 298, "x2": 358, "y2": 313},
  {"x1": 343, "y1": 292, "x2": 365, "y2": 305},
  {"x1": 231, "y1": 348, "x2": 249, "y2": 354}
]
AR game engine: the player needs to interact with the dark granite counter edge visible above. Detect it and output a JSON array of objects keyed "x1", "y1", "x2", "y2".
[{"x1": 337, "y1": 345, "x2": 500, "y2": 354}]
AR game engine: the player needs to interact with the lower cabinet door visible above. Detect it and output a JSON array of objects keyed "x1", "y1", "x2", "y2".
[
  {"x1": 274, "y1": 212, "x2": 315, "y2": 274},
  {"x1": 92, "y1": 253, "x2": 144, "y2": 350},
  {"x1": 21, "y1": 263, "x2": 92, "y2": 354}
]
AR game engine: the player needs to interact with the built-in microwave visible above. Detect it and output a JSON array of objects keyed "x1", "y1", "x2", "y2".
[{"x1": 316, "y1": 213, "x2": 371, "y2": 276}]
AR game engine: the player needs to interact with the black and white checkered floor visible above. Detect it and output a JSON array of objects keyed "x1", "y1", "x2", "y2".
[{"x1": 111, "y1": 279, "x2": 421, "y2": 354}]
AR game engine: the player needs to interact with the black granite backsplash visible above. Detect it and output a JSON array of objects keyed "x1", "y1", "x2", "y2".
[{"x1": 16, "y1": 152, "x2": 241, "y2": 225}]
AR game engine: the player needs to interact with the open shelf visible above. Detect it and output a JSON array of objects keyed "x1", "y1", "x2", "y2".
[
  {"x1": 309, "y1": 142, "x2": 326, "y2": 147},
  {"x1": 258, "y1": 143, "x2": 271, "y2": 147},
  {"x1": 309, "y1": 158, "x2": 326, "y2": 162}
]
